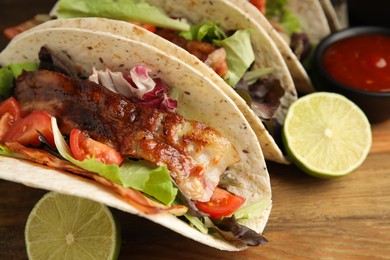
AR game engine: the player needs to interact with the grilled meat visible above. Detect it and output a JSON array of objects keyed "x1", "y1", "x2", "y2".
[
  {"x1": 14, "y1": 70, "x2": 239, "y2": 202},
  {"x1": 155, "y1": 28, "x2": 216, "y2": 61}
]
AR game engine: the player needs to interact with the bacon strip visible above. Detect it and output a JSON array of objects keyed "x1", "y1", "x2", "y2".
[
  {"x1": 5, "y1": 142, "x2": 187, "y2": 215},
  {"x1": 3, "y1": 15, "x2": 51, "y2": 40}
]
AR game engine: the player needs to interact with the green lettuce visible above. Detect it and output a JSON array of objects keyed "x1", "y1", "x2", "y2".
[
  {"x1": 0, "y1": 145, "x2": 24, "y2": 158},
  {"x1": 119, "y1": 160, "x2": 177, "y2": 206},
  {"x1": 214, "y1": 29, "x2": 255, "y2": 87},
  {"x1": 179, "y1": 21, "x2": 226, "y2": 43},
  {"x1": 57, "y1": 0, "x2": 190, "y2": 31},
  {"x1": 51, "y1": 117, "x2": 177, "y2": 205},
  {"x1": 234, "y1": 198, "x2": 272, "y2": 220},
  {"x1": 243, "y1": 67, "x2": 274, "y2": 85},
  {"x1": 0, "y1": 62, "x2": 38, "y2": 98},
  {"x1": 183, "y1": 213, "x2": 209, "y2": 234},
  {"x1": 266, "y1": 0, "x2": 301, "y2": 35},
  {"x1": 279, "y1": 9, "x2": 301, "y2": 35},
  {"x1": 266, "y1": 0, "x2": 288, "y2": 18},
  {"x1": 179, "y1": 22, "x2": 254, "y2": 87}
]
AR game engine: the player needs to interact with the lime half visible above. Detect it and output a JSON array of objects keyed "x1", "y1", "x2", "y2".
[
  {"x1": 283, "y1": 92, "x2": 372, "y2": 178},
  {"x1": 25, "y1": 192, "x2": 121, "y2": 260}
]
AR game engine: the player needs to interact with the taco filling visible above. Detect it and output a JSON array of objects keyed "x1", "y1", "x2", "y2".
[{"x1": 0, "y1": 46, "x2": 268, "y2": 247}]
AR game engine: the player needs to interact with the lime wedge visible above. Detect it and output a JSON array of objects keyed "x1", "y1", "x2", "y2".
[
  {"x1": 283, "y1": 92, "x2": 372, "y2": 178},
  {"x1": 25, "y1": 192, "x2": 121, "y2": 260}
]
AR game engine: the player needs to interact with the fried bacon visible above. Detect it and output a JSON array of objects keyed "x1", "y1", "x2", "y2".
[
  {"x1": 3, "y1": 15, "x2": 51, "y2": 40},
  {"x1": 5, "y1": 141, "x2": 187, "y2": 215},
  {"x1": 14, "y1": 70, "x2": 239, "y2": 202}
]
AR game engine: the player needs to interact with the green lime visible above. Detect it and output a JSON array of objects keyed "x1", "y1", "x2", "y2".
[
  {"x1": 25, "y1": 192, "x2": 121, "y2": 260},
  {"x1": 283, "y1": 92, "x2": 372, "y2": 178}
]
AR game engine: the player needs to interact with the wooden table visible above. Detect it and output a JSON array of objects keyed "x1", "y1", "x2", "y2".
[{"x1": 1, "y1": 1, "x2": 390, "y2": 259}]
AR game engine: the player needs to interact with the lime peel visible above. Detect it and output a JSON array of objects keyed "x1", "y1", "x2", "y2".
[
  {"x1": 25, "y1": 192, "x2": 121, "y2": 260},
  {"x1": 283, "y1": 92, "x2": 372, "y2": 178}
]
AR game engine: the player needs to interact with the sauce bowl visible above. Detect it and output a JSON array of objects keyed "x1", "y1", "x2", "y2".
[{"x1": 310, "y1": 26, "x2": 390, "y2": 123}]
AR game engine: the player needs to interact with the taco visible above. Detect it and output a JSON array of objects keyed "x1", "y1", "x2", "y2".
[
  {"x1": 229, "y1": 0, "x2": 315, "y2": 94},
  {"x1": 44, "y1": 0, "x2": 300, "y2": 164},
  {"x1": 0, "y1": 27, "x2": 271, "y2": 250},
  {"x1": 242, "y1": 0, "x2": 331, "y2": 81}
]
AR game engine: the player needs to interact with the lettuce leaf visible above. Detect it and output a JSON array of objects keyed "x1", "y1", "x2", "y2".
[
  {"x1": 243, "y1": 67, "x2": 274, "y2": 85},
  {"x1": 51, "y1": 117, "x2": 177, "y2": 205},
  {"x1": 214, "y1": 30, "x2": 255, "y2": 87},
  {"x1": 0, "y1": 62, "x2": 38, "y2": 98},
  {"x1": 57, "y1": 0, "x2": 190, "y2": 31},
  {"x1": 266, "y1": 0, "x2": 288, "y2": 18},
  {"x1": 279, "y1": 9, "x2": 301, "y2": 35},
  {"x1": 179, "y1": 21, "x2": 226, "y2": 43},
  {"x1": 0, "y1": 145, "x2": 23, "y2": 158},
  {"x1": 183, "y1": 213, "x2": 209, "y2": 234},
  {"x1": 119, "y1": 160, "x2": 177, "y2": 205},
  {"x1": 266, "y1": 0, "x2": 301, "y2": 35},
  {"x1": 0, "y1": 68, "x2": 13, "y2": 98},
  {"x1": 180, "y1": 22, "x2": 254, "y2": 87},
  {"x1": 234, "y1": 198, "x2": 272, "y2": 220}
]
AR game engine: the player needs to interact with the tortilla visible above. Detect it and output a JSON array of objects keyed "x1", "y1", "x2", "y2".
[
  {"x1": 0, "y1": 27, "x2": 271, "y2": 251},
  {"x1": 319, "y1": 0, "x2": 348, "y2": 32}
]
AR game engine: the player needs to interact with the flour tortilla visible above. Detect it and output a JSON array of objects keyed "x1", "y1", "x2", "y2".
[
  {"x1": 0, "y1": 27, "x2": 271, "y2": 251},
  {"x1": 319, "y1": 0, "x2": 348, "y2": 31},
  {"x1": 48, "y1": 0, "x2": 296, "y2": 163}
]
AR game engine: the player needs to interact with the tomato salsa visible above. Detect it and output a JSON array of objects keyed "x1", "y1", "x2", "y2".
[{"x1": 322, "y1": 34, "x2": 390, "y2": 93}]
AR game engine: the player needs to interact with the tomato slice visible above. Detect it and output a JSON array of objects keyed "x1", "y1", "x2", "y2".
[
  {"x1": 195, "y1": 187, "x2": 245, "y2": 218},
  {"x1": 130, "y1": 21, "x2": 156, "y2": 33},
  {"x1": 3, "y1": 111, "x2": 54, "y2": 147},
  {"x1": 70, "y1": 129, "x2": 124, "y2": 165},
  {"x1": 249, "y1": 0, "x2": 266, "y2": 14},
  {"x1": 0, "y1": 97, "x2": 22, "y2": 141}
]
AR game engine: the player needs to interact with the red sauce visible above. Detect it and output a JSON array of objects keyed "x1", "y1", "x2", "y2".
[{"x1": 323, "y1": 34, "x2": 390, "y2": 92}]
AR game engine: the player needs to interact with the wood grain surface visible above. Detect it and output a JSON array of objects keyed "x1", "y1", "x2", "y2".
[{"x1": 1, "y1": 1, "x2": 390, "y2": 259}]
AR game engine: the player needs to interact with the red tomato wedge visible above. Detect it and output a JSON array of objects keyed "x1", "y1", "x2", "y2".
[
  {"x1": 249, "y1": 0, "x2": 266, "y2": 14},
  {"x1": 195, "y1": 187, "x2": 245, "y2": 218},
  {"x1": 3, "y1": 111, "x2": 54, "y2": 147},
  {"x1": 70, "y1": 129, "x2": 124, "y2": 165},
  {"x1": 0, "y1": 97, "x2": 22, "y2": 140}
]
